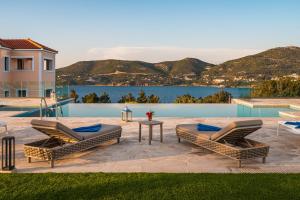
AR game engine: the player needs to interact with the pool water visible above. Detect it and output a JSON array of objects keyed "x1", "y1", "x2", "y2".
[
  {"x1": 45, "y1": 103, "x2": 295, "y2": 118},
  {"x1": 0, "y1": 106, "x2": 38, "y2": 112}
]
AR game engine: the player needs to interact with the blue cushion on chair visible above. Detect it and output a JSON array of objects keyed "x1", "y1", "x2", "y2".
[
  {"x1": 197, "y1": 124, "x2": 221, "y2": 132},
  {"x1": 73, "y1": 124, "x2": 102, "y2": 132},
  {"x1": 285, "y1": 121, "x2": 300, "y2": 126}
]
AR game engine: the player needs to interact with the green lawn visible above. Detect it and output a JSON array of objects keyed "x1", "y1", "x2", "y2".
[{"x1": 0, "y1": 173, "x2": 300, "y2": 200}]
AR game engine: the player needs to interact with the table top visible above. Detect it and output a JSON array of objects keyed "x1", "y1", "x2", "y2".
[{"x1": 138, "y1": 120, "x2": 163, "y2": 125}]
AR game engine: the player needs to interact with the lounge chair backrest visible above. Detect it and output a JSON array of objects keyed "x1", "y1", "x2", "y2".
[
  {"x1": 31, "y1": 119, "x2": 84, "y2": 143},
  {"x1": 211, "y1": 120, "x2": 263, "y2": 142}
]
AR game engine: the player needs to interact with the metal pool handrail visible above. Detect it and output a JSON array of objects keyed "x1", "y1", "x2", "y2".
[{"x1": 40, "y1": 97, "x2": 49, "y2": 119}]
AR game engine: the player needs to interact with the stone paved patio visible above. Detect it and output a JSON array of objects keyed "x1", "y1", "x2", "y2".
[{"x1": 1, "y1": 116, "x2": 300, "y2": 173}]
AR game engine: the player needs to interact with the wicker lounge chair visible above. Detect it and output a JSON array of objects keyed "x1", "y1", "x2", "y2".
[
  {"x1": 176, "y1": 120, "x2": 269, "y2": 167},
  {"x1": 24, "y1": 120, "x2": 122, "y2": 168}
]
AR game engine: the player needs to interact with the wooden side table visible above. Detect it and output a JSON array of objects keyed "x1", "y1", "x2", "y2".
[{"x1": 138, "y1": 120, "x2": 163, "y2": 145}]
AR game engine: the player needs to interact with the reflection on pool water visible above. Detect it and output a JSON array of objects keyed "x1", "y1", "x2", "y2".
[
  {"x1": 50, "y1": 103, "x2": 294, "y2": 118},
  {"x1": 0, "y1": 106, "x2": 38, "y2": 112}
]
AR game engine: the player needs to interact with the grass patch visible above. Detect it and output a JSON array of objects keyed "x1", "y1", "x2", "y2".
[{"x1": 0, "y1": 173, "x2": 300, "y2": 200}]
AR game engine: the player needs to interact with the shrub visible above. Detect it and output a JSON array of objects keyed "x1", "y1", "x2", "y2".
[
  {"x1": 175, "y1": 91, "x2": 232, "y2": 103},
  {"x1": 118, "y1": 91, "x2": 160, "y2": 103},
  {"x1": 136, "y1": 90, "x2": 148, "y2": 103},
  {"x1": 82, "y1": 93, "x2": 99, "y2": 103},
  {"x1": 118, "y1": 93, "x2": 136, "y2": 103},
  {"x1": 147, "y1": 94, "x2": 160, "y2": 103},
  {"x1": 70, "y1": 89, "x2": 79, "y2": 103},
  {"x1": 175, "y1": 94, "x2": 198, "y2": 103},
  {"x1": 200, "y1": 91, "x2": 232, "y2": 103},
  {"x1": 99, "y1": 92, "x2": 111, "y2": 103},
  {"x1": 252, "y1": 78, "x2": 300, "y2": 97}
]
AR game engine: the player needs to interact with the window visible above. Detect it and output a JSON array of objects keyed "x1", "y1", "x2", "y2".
[
  {"x1": 17, "y1": 59, "x2": 24, "y2": 70},
  {"x1": 45, "y1": 89, "x2": 52, "y2": 97},
  {"x1": 4, "y1": 90, "x2": 9, "y2": 97},
  {"x1": 44, "y1": 59, "x2": 53, "y2": 71},
  {"x1": 4, "y1": 57, "x2": 9, "y2": 71},
  {"x1": 17, "y1": 89, "x2": 27, "y2": 97}
]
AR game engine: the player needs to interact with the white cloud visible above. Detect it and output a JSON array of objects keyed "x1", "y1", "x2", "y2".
[{"x1": 86, "y1": 46, "x2": 262, "y2": 64}]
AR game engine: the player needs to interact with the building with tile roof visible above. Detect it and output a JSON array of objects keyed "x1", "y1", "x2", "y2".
[{"x1": 0, "y1": 38, "x2": 58, "y2": 97}]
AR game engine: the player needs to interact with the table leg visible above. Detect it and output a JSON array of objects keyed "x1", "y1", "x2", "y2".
[
  {"x1": 5, "y1": 125, "x2": 8, "y2": 134},
  {"x1": 160, "y1": 124, "x2": 163, "y2": 143},
  {"x1": 149, "y1": 125, "x2": 152, "y2": 145},
  {"x1": 139, "y1": 124, "x2": 142, "y2": 142}
]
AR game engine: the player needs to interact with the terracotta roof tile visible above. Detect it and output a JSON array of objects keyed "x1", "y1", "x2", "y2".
[{"x1": 0, "y1": 38, "x2": 58, "y2": 53}]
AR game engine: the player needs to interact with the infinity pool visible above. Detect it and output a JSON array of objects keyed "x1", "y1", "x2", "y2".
[{"x1": 15, "y1": 103, "x2": 296, "y2": 118}]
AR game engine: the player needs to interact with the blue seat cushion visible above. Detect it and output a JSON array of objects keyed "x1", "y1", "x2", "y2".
[
  {"x1": 197, "y1": 124, "x2": 221, "y2": 132},
  {"x1": 285, "y1": 121, "x2": 300, "y2": 126},
  {"x1": 73, "y1": 124, "x2": 102, "y2": 132}
]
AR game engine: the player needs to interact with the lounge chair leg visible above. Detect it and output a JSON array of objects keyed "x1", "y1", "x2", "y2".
[
  {"x1": 262, "y1": 157, "x2": 266, "y2": 164},
  {"x1": 117, "y1": 138, "x2": 120, "y2": 143},
  {"x1": 50, "y1": 159, "x2": 54, "y2": 168},
  {"x1": 178, "y1": 137, "x2": 181, "y2": 143},
  {"x1": 27, "y1": 157, "x2": 31, "y2": 163},
  {"x1": 237, "y1": 160, "x2": 241, "y2": 168}
]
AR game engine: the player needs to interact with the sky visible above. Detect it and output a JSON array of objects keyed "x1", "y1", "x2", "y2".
[{"x1": 1, "y1": 0, "x2": 300, "y2": 67}]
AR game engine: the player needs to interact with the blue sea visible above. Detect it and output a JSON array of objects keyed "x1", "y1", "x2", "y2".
[{"x1": 68, "y1": 86, "x2": 251, "y2": 103}]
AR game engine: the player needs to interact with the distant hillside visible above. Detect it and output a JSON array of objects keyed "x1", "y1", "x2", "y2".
[
  {"x1": 155, "y1": 58, "x2": 212, "y2": 75},
  {"x1": 203, "y1": 46, "x2": 300, "y2": 86},
  {"x1": 56, "y1": 46, "x2": 300, "y2": 86},
  {"x1": 56, "y1": 58, "x2": 214, "y2": 85},
  {"x1": 58, "y1": 60, "x2": 162, "y2": 76}
]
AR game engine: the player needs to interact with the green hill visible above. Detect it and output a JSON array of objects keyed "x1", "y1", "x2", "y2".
[
  {"x1": 56, "y1": 58, "x2": 214, "y2": 85},
  {"x1": 155, "y1": 58, "x2": 212, "y2": 75},
  {"x1": 57, "y1": 59, "x2": 162, "y2": 75},
  {"x1": 56, "y1": 46, "x2": 300, "y2": 86},
  {"x1": 205, "y1": 46, "x2": 300, "y2": 81}
]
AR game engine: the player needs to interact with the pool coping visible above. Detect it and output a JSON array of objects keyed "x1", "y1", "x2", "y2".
[
  {"x1": 232, "y1": 99, "x2": 300, "y2": 109},
  {"x1": 232, "y1": 99, "x2": 300, "y2": 118},
  {"x1": 279, "y1": 111, "x2": 300, "y2": 118}
]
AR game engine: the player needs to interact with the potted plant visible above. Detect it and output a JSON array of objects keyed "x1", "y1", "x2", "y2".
[{"x1": 146, "y1": 110, "x2": 154, "y2": 121}]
